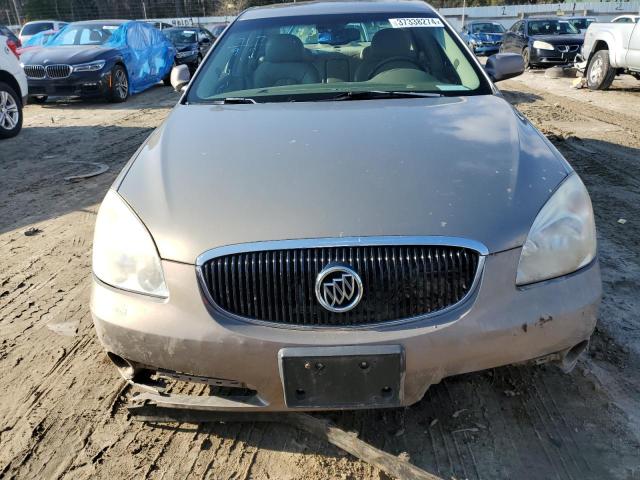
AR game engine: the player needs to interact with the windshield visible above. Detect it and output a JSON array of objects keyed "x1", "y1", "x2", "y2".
[
  {"x1": 527, "y1": 20, "x2": 579, "y2": 36},
  {"x1": 22, "y1": 22, "x2": 54, "y2": 36},
  {"x1": 165, "y1": 28, "x2": 198, "y2": 44},
  {"x1": 48, "y1": 23, "x2": 121, "y2": 46},
  {"x1": 470, "y1": 23, "x2": 505, "y2": 34},
  {"x1": 188, "y1": 12, "x2": 489, "y2": 103},
  {"x1": 568, "y1": 18, "x2": 594, "y2": 30}
]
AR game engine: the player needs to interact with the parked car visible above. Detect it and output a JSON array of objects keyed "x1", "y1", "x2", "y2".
[
  {"x1": 460, "y1": 21, "x2": 505, "y2": 55},
  {"x1": 19, "y1": 20, "x2": 67, "y2": 43},
  {"x1": 20, "y1": 20, "x2": 175, "y2": 103},
  {"x1": 500, "y1": 17, "x2": 584, "y2": 68},
  {"x1": 565, "y1": 16, "x2": 596, "y2": 33},
  {"x1": 208, "y1": 22, "x2": 228, "y2": 37},
  {"x1": 0, "y1": 35, "x2": 27, "y2": 138},
  {"x1": 0, "y1": 24, "x2": 21, "y2": 57},
  {"x1": 91, "y1": 0, "x2": 600, "y2": 412},
  {"x1": 581, "y1": 19, "x2": 640, "y2": 89},
  {"x1": 146, "y1": 21, "x2": 173, "y2": 30},
  {"x1": 16, "y1": 29, "x2": 56, "y2": 56},
  {"x1": 163, "y1": 26, "x2": 215, "y2": 72},
  {"x1": 611, "y1": 15, "x2": 640, "y2": 24}
]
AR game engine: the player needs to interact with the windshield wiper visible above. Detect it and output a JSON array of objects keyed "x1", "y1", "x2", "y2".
[
  {"x1": 211, "y1": 97, "x2": 257, "y2": 104},
  {"x1": 321, "y1": 90, "x2": 444, "y2": 101}
]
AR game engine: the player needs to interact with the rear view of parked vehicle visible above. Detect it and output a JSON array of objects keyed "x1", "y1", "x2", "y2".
[
  {"x1": 19, "y1": 20, "x2": 67, "y2": 43},
  {"x1": 164, "y1": 26, "x2": 215, "y2": 72},
  {"x1": 20, "y1": 20, "x2": 175, "y2": 103},
  {"x1": 0, "y1": 35, "x2": 27, "y2": 138},
  {"x1": 582, "y1": 17, "x2": 640, "y2": 89},
  {"x1": 0, "y1": 24, "x2": 21, "y2": 57}
]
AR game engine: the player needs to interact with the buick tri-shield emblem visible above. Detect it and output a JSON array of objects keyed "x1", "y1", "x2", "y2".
[{"x1": 315, "y1": 263, "x2": 363, "y2": 313}]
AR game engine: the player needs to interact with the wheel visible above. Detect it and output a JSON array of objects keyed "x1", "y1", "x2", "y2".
[
  {"x1": 109, "y1": 64, "x2": 129, "y2": 103},
  {"x1": 522, "y1": 47, "x2": 531, "y2": 69},
  {"x1": 31, "y1": 95, "x2": 48, "y2": 104},
  {"x1": 586, "y1": 50, "x2": 616, "y2": 90},
  {"x1": 0, "y1": 81, "x2": 23, "y2": 139},
  {"x1": 163, "y1": 71, "x2": 172, "y2": 86}
]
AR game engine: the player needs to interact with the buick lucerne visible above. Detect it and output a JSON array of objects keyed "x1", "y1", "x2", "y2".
[{"x1": 91, "y1": 0, "x2": 601, "y2": 411}]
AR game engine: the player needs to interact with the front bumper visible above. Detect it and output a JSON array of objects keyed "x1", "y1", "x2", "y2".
[
  {"x1": 175, "y1": 53, "x2": 198, "y2": 67},
  {"x1": 27, "y1": 70, "x2": 110, "y2": 98},
  {"x1": 530, "y1": 48, "x2": 579, "y2": 66},
  {"x1": 92, "y1": 248, "x2": 600, "y2": 411},
  {"x1": 471, "y1": 44, "x2": 501, "y2": 55}
]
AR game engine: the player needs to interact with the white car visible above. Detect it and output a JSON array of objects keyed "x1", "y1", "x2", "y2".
[
  {"x1": 611, "y1": 15, "x2": 640, "y2": 24},
  {"x1": 19, "y1": 20, "x2": 67, "y2": 43},
  {"x1": 0, "y1": 35, "x2": 27, "y2": 138}
]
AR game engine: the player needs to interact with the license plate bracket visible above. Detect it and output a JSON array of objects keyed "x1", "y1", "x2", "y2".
[{"x1": 278, "y1": 345, "x2": 404, "y2": 409}]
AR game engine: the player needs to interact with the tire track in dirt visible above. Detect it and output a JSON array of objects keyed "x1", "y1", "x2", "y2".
[{"x1": 2, "y1": 83, "x2": 640, "y2": 480}]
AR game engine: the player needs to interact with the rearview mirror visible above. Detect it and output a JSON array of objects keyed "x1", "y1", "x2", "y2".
[
  {"x1": 170, "y1": 64, "x2": 191, "y2": 92},
  {"x1": 484, "y1": 53, "x2": 525, "y2": 82}
]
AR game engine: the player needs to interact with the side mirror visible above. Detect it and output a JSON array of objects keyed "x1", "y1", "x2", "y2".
[
  {"x1": 200, "y1": 37, "x2": 211, "y2": 44},
  {"x1": 170, "y1": 64, "x2": 191, "y2": 92},
  {"x1": 485, "y1": 53, "x2": 525, "y2": 82}
]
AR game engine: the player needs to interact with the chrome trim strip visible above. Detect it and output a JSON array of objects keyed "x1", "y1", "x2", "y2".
[
  {"x1": 195, "y1": 236, "x2": 488, "y2": 331},
  {"x1": 196, "y1": 236, "x2": 489, "y2": 266}
]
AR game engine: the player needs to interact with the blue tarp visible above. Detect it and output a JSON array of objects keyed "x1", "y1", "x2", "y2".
[{"x1": 22, "y1": 29, "x2": 56, "y2": 47}]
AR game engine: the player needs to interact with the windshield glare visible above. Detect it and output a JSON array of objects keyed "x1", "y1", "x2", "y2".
[
  {"x1": 48, "y1": 24, "x2": 120, "y2": 46},
  {"x1": 470, "y1": 23, "x2": 505, "y2": 34},
  {"x1": 188, "y1": 12, "x2": 488, "y2": 103},
  {"x1": 528, "y1": 20, "x2": 579, "y2": 36},
  {"x1": 165, "y1": 29, "x2": 198, "y2": 43}
]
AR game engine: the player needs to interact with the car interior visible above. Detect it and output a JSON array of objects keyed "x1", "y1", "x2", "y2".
[{"x1": 194, "y1": 21, "x2": 481, "y2": 98}]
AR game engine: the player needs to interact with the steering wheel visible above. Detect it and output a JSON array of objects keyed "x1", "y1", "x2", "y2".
[{"x1": 368, "y1": 56, "x2": 424, "y2": 80}]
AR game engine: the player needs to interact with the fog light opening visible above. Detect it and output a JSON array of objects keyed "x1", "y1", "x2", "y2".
[{"x1": 560, "y1": 340, "x2": 589, "y2": 373}]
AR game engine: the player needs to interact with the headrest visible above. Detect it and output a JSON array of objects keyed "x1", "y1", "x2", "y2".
[
  {"x1": 370, "y1": 28, "x2": 414, "y2": 58},
  {"x1": 265, "y1": 34, "x2": 305, "y2": 63}
]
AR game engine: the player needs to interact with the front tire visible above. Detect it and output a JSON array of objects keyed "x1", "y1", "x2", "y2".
[
  {"x1": 586, "y1": 50, "x2": 616, "y2": 90},
  {"x1": 109, "y1": 64, "x2": 129, "y2": 103},
  {"x1": 0, "y1": 82, "x2": 23, "y2": 139}
]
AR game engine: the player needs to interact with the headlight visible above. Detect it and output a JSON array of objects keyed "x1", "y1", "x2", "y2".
[
  {"x1": 73, "y1": 60, "x2": 106, "y2": 72},
  {"x1": 176, "y1": 50, "x2": 197, "y2": 58},
  {"x1": 516, "y1": 173, "x2": 596, "y2": 286},
  {"x1": 532, "y1": 40, "x2": 555, "y2": 51},
  {"x1": 93, "y1": 190, "x2": 169, "y2": 298}
]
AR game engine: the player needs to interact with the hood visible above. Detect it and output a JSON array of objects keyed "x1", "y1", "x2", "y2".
[
  {"x1": 117, "y1": 95, "x2": 570, "y2": 264},
  {"x1": 530, "y1": 34, "x2": 584, "y2": 44},
  {"x1": 19, "y1": 45, "x2": 117, "y2": 65},
  {"x1": 470, "y1": 32, "x2": 503, "y2": 42}
]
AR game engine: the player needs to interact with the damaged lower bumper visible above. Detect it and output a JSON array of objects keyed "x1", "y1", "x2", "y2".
[{"x1": 92, "y1": 248, "x2": 600, "y2": 411}]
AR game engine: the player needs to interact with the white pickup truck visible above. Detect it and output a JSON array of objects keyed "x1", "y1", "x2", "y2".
[{"x1": 581, "y1": 18, "x2": 640, "y2": 89}]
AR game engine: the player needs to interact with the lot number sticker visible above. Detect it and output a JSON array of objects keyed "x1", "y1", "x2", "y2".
[{"x1": 389, "y1": 18, "x2": 443, "y2": 28}]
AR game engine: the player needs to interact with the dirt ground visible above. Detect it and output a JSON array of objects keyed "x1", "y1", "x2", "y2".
[{"x1": 1, "y1": 70, "x2": 640, "y2": 480}]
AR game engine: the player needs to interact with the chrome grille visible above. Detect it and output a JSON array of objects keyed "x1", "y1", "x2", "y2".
[
  {"x1": 557, "y1": 45, "x2": 580, "y2": 53},
  {"x1": 200, "y1": 244, "x2": 481, "y2": 327},
  {"x1": 23, "y1": 65, "x2": 45, "y2": 79},
  {"x1": 45, "y1": 64, "x2": 72, "y2": 79}
]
